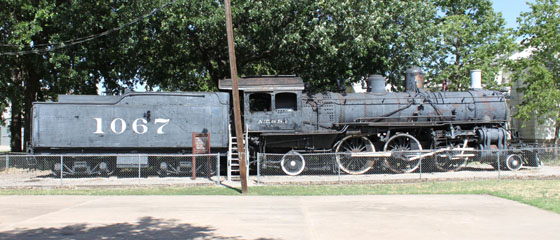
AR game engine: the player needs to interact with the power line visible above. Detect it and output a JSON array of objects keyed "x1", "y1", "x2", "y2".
[{"x1": 0, "y1": 0, "x2": 178, "y2": 56}]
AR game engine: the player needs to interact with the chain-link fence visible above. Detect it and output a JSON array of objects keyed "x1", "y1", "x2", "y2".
[
  {"x1": 256, "y1": 147, "x2": 560, "y2": 184},
  {"x1": 0, "y1": 154, "x2": 221, "y2": 187},
  {"x1": 1, "y1": 147, "x2": 559, "y2": 187}
]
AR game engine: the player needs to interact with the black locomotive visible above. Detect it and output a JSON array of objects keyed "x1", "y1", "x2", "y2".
[{"x1": 30, "y1": 67, "x2": 537, "y2": 176}]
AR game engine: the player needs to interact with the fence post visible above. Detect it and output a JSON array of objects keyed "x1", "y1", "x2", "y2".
[
  {"x1": 6, "y1": 155, "x2": 9, "y2": 169},
  {"x1": 206, "y1": 154, "x2": 212, "y2": 180},
  {"x1": 497, "y1": 151, "x2": 501, "y2": 179},
  {"x1": 138, "y1": 154, "x2": 141, "y2": 184},
  {"x1": 217, "y1": 153, "x2": 221, "y2": 185},
  {"x1": 419, "y1": 152, "x2": 422, "y2": 180},
  {"x1": 257, "y1": 153, "x2": 261, "y2": 185},
  {"x1": 337, "y1": 154, "x2": 341, "y2": 183},
  {"x1": 60, "y1": 156, "x2": 63, "y2": 186}
]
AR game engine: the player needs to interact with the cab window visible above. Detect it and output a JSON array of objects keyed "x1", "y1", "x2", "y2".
[
  {"x1": 249, "y1": 93, "x2": 271, "y2": 112},
  {"x1": 275, "y1": 92, "x2": 297, "y2": 111}
]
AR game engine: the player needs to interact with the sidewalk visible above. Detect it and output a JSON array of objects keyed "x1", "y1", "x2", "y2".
[{"x1": 0, "y1": 195, "x2": 559, "y2": 239}]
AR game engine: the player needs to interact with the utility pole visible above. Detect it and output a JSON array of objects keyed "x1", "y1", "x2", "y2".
[{"x1": 224, "y1": 0, "x2": 248, "y2": 194}]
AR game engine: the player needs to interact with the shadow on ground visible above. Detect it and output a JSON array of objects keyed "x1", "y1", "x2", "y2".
[{"x1": 0, "y1": 216, "x2": 273, "y2": 240}]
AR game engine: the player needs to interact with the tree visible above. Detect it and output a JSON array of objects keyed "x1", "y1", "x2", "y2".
[
  {"x1": 510, "y1": 0, "x2": 560, "y2": 145},
  {"x1": 0, "y1": 0, "x2": 468, "y2": 152},
  {"x1": 0, "y1": 0, "x2": 158, "y2": 151},
  {"x1": 427, "y1": 0, "x2": 516, "y2": 91},
  {"x1": 135, "y1": 0, "x2": 439, "y2": 92}
]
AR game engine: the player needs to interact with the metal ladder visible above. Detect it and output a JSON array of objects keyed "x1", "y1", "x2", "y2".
[{"x1": 227, "y1": 124, "x2": 249, "y2": 181}]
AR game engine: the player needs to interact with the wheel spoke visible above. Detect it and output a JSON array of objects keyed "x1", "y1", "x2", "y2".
[
  {"x1": 383, "y1": 134, "x2": 422, "y2": 173},
  {"x1": 433, "y1": 145, "x2": 468, "y2": 172},
  {"x1": 335, "y1": 136, "x2": 375, "y2": 175}
]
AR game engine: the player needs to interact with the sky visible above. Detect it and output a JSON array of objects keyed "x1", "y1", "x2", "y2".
[{"x1": 491, "y1": 0, "x2": 534, "y2": 29}]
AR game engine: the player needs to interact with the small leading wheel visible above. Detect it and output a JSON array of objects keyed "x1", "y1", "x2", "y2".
[
  {"x1": 383, "y1": 133, "x2": 423, "y2": 173},
  {"x1": 505, "y1": 154, "x2": 523, "y2": 171},
  {"x1": 52, "y1": 162, "x2": 63, "y2": 177},
  {"x1": 433, "y1": 145, "x2": 469, "y2": 172},
  {"x1": 335, "y1": 136, "x2": 375, "y2": 175},
  {"x1": 157, "y1": 161, "x2": 169, "y2": 177},
  {"x1": 98, "y1": 160, "x2": 115, "y2": 176},
  {"x1": 281, "y1": 151, "x2": 305, "y2": 176}
]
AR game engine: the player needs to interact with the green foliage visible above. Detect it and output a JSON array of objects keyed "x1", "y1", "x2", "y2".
[
  {"x1": 0, "y1": 0, "x2": 540, "y2": 150},
  {"x1": 0, "y1": 0, "x2": 163, "y2": 150},
  {"x1": 136, "y1": 0, "x2": 438, "y2": 92},
  {"x1": 510, "y1": 0, "x2": 560, "y2": 139},
  {"x1": 427, "y1": 0, "x2": 516, "y2": 91},
  {"x1": 512, "y1": 60, "x2": 560, "y2": 122}
]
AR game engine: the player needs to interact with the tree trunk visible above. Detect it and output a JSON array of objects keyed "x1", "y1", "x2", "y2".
[
  {"x1": 8, "y1": 68, "x2": 23, "y2": 152},
  {"x1": 23, "y1": 60, "x2": 40, "y2": 152},
  {"x1": 9, "y1": 104, "x2": 22, "y2": 152}
]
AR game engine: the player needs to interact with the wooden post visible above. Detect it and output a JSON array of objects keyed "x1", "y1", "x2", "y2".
[
  {"x1": 224, "y1": 0, "x2": 248, "y2": 194},
  {"x1": 192, "y1": 132, "x2": 210, "y2": 180},
  {"x1": 206, "y1": 134, "x2": 211, "y2": 179},
  {"x1": 192, "y1": 133, "x2": 197, "y2": 180}
]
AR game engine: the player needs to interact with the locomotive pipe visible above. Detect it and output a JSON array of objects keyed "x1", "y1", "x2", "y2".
[
  {"x1": 405, "y1": 67, "x2": 424, "y2": 92},
  {"x1": 470, "y1": 70, "x2": 482, "y2": 89},
  {"x1": 366, "y1": 75, "x2": 386, "y2": 94}
]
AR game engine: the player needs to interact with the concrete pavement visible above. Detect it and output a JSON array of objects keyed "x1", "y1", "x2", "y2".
[{"x1": 0, "y1": 195, "x2": 559, "y2": 240}]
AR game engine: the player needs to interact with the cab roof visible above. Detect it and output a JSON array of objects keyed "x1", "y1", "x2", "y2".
[{"x1": 218, "y1": 76, "x2": 304, "y2": 92}]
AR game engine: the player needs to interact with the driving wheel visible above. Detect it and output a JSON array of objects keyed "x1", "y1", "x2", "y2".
[
  {"x1": 335, "y1": 136, "x2": 375, "y2": 175},
  {"x1": 433, "y1": 144, "x2": 469, "y2": 172},
  {"x1": 383, "y1": 133, "x2": 423, "y2": 173}
]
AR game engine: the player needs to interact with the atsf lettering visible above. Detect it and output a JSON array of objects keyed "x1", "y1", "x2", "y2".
[{"x1": 257, "y1": 119, "x2": 289, "y2": 124}]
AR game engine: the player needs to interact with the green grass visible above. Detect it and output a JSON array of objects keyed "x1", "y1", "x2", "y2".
[
  {"x1": 249, "y1": 180, "x2": 560, "y2": 213},
  {"x1": 1, "y1": 179, "x2": 559, "y2": 213}
]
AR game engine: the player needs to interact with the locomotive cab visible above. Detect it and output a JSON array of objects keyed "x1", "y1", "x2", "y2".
[
  {"x1": 219, "y1": 76, "x2": 305, "y2": 133},
  {"x1": 244, "y1": 91, "x2": 303, "y2": 132}
]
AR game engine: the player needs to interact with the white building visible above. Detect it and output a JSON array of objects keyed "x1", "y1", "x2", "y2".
[{"x1": 502, "y1": 48, "x2": 557, "y2": 143}]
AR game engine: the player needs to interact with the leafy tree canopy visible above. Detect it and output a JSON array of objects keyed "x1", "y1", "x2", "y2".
[
  {"x1": 427, "y1": 0, "x2": 516, "y2": 91},
  {"x1": 509, "y1": 0, "x2": 560, "y2": 142},
  {"x1": 137, "y1": 0, "x2": 438, "y2": 92},
  {"x1": 0, "y1": 0, "x2": 520, "y2": 151},
  {"x1": 0, "y1": 0, "x2": 162, "y2": 151}
]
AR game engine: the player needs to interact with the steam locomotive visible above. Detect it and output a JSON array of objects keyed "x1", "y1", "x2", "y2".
[{"x1": 30, "y1": 67, "x2": 537, "y2": 176}]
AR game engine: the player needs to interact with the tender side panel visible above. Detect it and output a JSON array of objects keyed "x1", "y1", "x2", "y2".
[{"x1": 31, "y1": 92, "x2": 229, "y2": 150}]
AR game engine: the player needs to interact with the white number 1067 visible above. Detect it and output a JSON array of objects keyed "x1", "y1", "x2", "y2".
[{"x1": 93, "y1": 118, "x2": 170, "y2": 135}]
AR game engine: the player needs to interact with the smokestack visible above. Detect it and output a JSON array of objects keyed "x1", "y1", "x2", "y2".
[
  {"x1": 470, "y1": 70, "x2": 482, "y2": 89},
  {"x1": 405, "y1": 67, "x2": 424, "y2": 92},
  {"x1": 366, "y1": 75, "x2": 386, "y2": 93}
]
